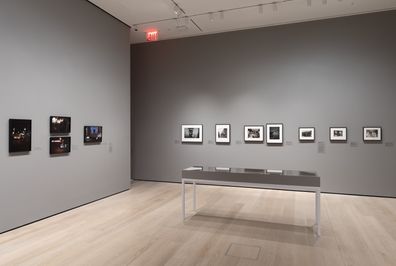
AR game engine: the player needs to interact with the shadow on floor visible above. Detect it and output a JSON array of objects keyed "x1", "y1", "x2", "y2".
[{"x1": 183, "y1": 211, "x2": 320, "y2": 246}]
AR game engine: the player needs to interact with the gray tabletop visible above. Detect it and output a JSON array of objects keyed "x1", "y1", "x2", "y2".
[{"x1": 182, "y1": 166, "x2": 320, "y2": 187}]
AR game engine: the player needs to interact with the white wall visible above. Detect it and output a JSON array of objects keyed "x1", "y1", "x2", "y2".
[{"x1": 0, "y1": 0, "x2": 131, "y2": 233}]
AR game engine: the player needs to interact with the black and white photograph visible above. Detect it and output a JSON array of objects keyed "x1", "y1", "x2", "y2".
[
  {"x1": 299, "y1": 127, "x2": 315, "y2": 141},
  {"x1": 330, "y1": 127, "x2": 347, "y2": 141},
  {"x1": 181, "y1": 124, "x2": 203, "y2": 143},
  {"x1": 50, "y1": 116, "x2": 71, "y2": 134},
  {"x1": 363, "y1": 127, "x2": 382, "y2": 141},
  {"x1": 215, "y1": 124, "x2": 230, "y2": 143},
  {"x1": 244, "y1": 125, "x2": 264, "y2": 142},
  {"x1": 50, "y1": 137, "x2": 71, "y2": 155},
  {"x1": 9, "y1": 119, "x2": 32, "y2": 153},
  {"x1": 266, "y1": 123, "x2": 283, "y2": 144}
]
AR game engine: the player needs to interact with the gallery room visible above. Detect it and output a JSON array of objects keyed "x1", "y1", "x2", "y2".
[{"x1": 0, "y1": 0, "x2": 395, "y2": 265}]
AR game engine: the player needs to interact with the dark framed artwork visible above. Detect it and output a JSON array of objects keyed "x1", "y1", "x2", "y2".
[
  {"x1": 329, "y1": 127, "x2": 347, "y2": 142},
  {"x1": 9, "y1": 119, "x2": 32, "y2": 153},
  {"x1": 363, "y1": 127, "x2": 382, "y2": 142},
  {"x1": 215, "y1": 124, "x2": 230, "y2": 144},
  {"x1": 244, "y1": 125, "x2": 264, "y2": 142},
  {"x1": 50, "y1": 137, "x2": 71, "y2": 154},
  {"x1": 84, "y1": 126, "x2": 103, "y2": 143},
  {"x1": 50, "y1": 116, "x2": 71, "y2": 134},
  {"x1": 182, "y1": 124, "x2": 203, "y2": 143},
  {"x1": 266, "y1": 123, "x2": 283, "y2": 144},
  {"x1": 299, "y1": 127, "x2": 315, "y2": 142}
]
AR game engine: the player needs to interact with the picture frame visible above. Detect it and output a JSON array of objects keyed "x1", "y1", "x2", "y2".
[
  {"x1": 266, "y1": 123, "x2": 283, "y2": 144},
  {"x1": 298, "y1": 127, "x2": 315, "y2": 142},
  {"x1": 84, "y1": 126, "x2": 103, "y2": 144},
  {"x1": 329, "y1": 127, "x2": 347, "y2": 142},
  {"x1": 9, "y1": 119, "x2": 32, "y2": 153},
  {"x1": 363, "y1": 127, "x2": 382, "y2": 142},
  {"x1": 244, "y1": 125, "x2": 264, "y2": 142},
  {"x1": 50, "y1": 116, "x2": 71, "y2": 134},
  {"x1": 215, "y1": 124, "x2": 230, "y2": 144},
  {"x1": 181, "y1": 124, "x2": 203, "y2": 143},
  {"x1": 50, "y1": 137, "x2": 71, "y2": 154}
]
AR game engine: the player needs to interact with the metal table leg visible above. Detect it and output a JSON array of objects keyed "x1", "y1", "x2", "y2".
[
  {"x1": 315, "y1": 189, "x2": 321, "y2": 236},
  {"x1": 182, "y1": 179, "x2": 185, "y2": 220},
  {"x1": 193, "y1": 181, "x2": 196, "y2": 211}
]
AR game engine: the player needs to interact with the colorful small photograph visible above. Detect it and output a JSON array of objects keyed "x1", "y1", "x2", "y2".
[
  {"x1": 50, "y1": 137, "x2": 71, "y2": 154},
  {"x1": 50, "y1": 116, "x2": 71, "y2": 134},
  {"x1": 9, "y1": 119, "x2": 32, "y2": 153},
  {"x1": 84, "y1": 126, "x2": 103, "y2": 143}
]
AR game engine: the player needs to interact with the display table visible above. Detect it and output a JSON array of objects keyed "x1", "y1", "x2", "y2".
[{"x1": 181, "y1": 166, "x2": 321, "y2": 236}]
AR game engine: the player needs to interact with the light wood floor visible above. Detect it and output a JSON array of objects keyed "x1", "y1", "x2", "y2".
[{"x1": 1, "y1": 181, "x2": 396, "y2": 266}]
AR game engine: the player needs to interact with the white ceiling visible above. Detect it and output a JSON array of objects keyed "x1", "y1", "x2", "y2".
[{"x1": 89, "y1": 0, "x2": 396, "y2": 43}]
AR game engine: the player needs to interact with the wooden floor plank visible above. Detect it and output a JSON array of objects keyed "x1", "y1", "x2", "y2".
[{"x1": 0, "y1": 181, "x2": 395, "y2": 266}]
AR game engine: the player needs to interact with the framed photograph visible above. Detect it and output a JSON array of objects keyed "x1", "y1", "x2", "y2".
[
  {"x1": 266, "y1": 123, "x2": 283, "y2": 144},
  {"x1": 182, "y1": 124, "x2": 203, "y2": 143},
  {"x1": 84, "y1": 126, "x2": 103, "y2": 144},
  {"x1": 330, "y1": 127, "x2": 347, "y2": 142},
  {"x1": 299, "y1": 127, "x2": 315, "y2": 142},
  {"x1": 50, "y1": 116, "x2": 71, "y2": 134},
  {"x1": 9, "y1": 119, "x2": 32, "y2": 153},
  {"x1": 244, "y1": 125, "x2": 264, "y2": 142},
  {"x1": 215, "y1": 124, "x2": 230, "y2": 143},
  {"x1": 50, "y1": 137, "x2": 71, "y2": 154},
  {"x1": 363, "y1": 127, "x2": 382, "y2": 142}
]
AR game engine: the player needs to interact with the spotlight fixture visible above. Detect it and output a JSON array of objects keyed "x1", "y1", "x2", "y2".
[
  {"x1": 136, "y1": 0, "x2": 328, "y2": 32},
  {"x1": 258, "y1": 4, "x2": 264, "y2": 14},
  {"x1": 173, "y1": 4, "x2": 182, "y2": 17}
]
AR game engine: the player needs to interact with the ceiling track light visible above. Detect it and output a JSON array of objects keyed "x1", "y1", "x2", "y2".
[
  {"x1": 136, "y1": 0, "x2": 320, "y2": 32},
  {"x1": 175, "y1": 7, "x2": 183, "y2": 17},
  {"x1": 173, "y1": 6, "x2": 179, "y2": 16}
]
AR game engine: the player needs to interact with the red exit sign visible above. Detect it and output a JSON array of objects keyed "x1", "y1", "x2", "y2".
[{"x1": 146, "y1": 31, "x2": 158, "y2": 42}]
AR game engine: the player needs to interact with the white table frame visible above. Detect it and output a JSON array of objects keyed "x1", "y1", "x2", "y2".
[{"x1": 181, "y1": 178, "x2": 321, "y2": 236}]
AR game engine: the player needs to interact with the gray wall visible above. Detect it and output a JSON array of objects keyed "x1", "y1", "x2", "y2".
[
  {"x1": 131, "y1": 11, "x2": 396, "y2": 197},
  {"x1": 0, "y1": 0, "x2": 130, "y2": 233}
]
